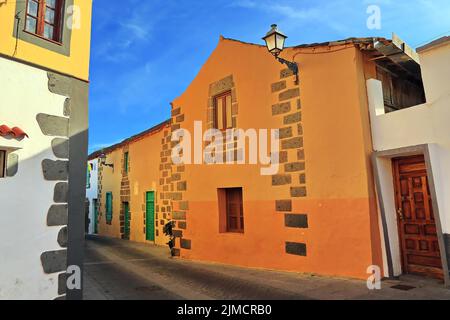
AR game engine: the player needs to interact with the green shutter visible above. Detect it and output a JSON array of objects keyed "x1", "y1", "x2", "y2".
[
  {"x1": 145, "y1": 192, "x2": 155, "y2": 241},
  {"x1": 106, "y1": 192, "x2": 113, "y2": 224},
  {"x1": 124, "y1": 152, "x2": 129, "y2": 173},
  {"x1": 124, "y1": 202, "x2": 130, "y2": 238}
]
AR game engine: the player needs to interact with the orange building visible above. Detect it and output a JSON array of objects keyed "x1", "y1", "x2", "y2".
[
  {"x1": 90, "y1": 120, "x2": 171, "y2": 246},
  {"x1": 91, "y1": 35, "x2": 430, "y2": 281}
]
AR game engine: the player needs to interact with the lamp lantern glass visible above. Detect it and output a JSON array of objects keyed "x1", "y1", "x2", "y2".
[{"x1": 262, "y1": 24, "x2": 287, "y2": 57}]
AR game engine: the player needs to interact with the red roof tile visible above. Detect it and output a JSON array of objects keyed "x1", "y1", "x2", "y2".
[{"x1": 0, "y1": 125, "x2": 29, "y2": 139}]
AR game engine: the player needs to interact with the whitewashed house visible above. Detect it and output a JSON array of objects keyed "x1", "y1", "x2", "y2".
[
  {"x1": 86, "y1": 158, "x2": 99, "y2": 235},
  {"x1": 368, "y1": 36, "x2": 450, "y2": 285},
  {"x1": 0, "y1": 0, "x2": 92, "y2": 299}
]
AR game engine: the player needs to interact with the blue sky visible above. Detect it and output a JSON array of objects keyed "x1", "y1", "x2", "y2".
[{"x1": 88, "y1": 0, "x2": 450, "y2": 153}]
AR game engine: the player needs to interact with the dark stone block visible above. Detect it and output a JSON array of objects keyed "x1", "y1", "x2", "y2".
[
  {"x1": 279, "y1": 127, "x2": 293, "y2": 139},
  {"x1": 6, "y1": 152, "x2": 18, "y2": 177},
  {"x1": 279, "y1": 88, "x2": 300, "y2": 101},
  {"x1": 271, "y1": 80, "x2": 287, "y2": 92},
  {"x1": 280, "y1": 68, "x2": 294, "y2": 79},
  {"x1": 276, "y1": 200, "x2": 292, "y2": 212},
  {"x1": 291, "y1": 187, "x2": 307, "y2": 198},
  {"x1": 285, "y1": 162, "x2": 305, "y2": 172},
  {"x1": 172, "y1": 108, "x2": 181, "y2": 117},
  {"x1": 42, "y1": 159, "x2": 69, "y2": 181},
  {"x1": 282, "y1": 137, "x2": 303, "y2": 150},
  {"x1": 54, "y1": 183, "x2": 69, "y2": 203},
  {"x1": 272, "y1": 174, "x2": 292, "y2": 186},
  {"x1": 179, "y1": 201, "x2": 189, "y2": 210},
  {"x1": 47, "y1": 205, "x2": 68, "y2": 226},
  {"x1": 177, "y1": 181, "x2": 187, "y2": 191},
  {"x1": 51, "y1": 138, "x2": 69, "y2": 159},
  {"x1": 172, "y1": 211, "x2": 186, "y2": 220},
  {"x1": 41, "y1": 250, "x2": 67, "y2": 273},
  {"x1": 285, "y1": 242, "x2": 307, "y2": 256},
  {"x1": 58, "y1": 227, "x2": 68, "y2": 248},
  {"x1": 272, "y1": 102, "x2": 291, "y2": 116},
  {"x1": 58, "y1": 272, "x2": 67, "y2": 295},
  {"x1": 209, "y1": 75, "x2": 234, "y2": 96},
  {"x1": 283, "y1": 112, "x2": 302, "y2": 125},
  {"x1": 285, "y1": 214, "x2": 308, "y2": 228},
  {"x1": 47, "y1": 72, "x2": 71, "y2": 96},
  {"x1": 181, "y1": 239, "x2": 192, "y2": 250},
  {"x1": 63, "y1": 98, "x2": 71, "y2": 116},
  {"x1": 299, "y1": 173, "x2": 306, "y2": 184},
  {"x1": 36, "y1": 114, "x2": 69, "y2": 137},
  {"x1": 173, "y1": 230, "x2": 183, "y2": 238}
]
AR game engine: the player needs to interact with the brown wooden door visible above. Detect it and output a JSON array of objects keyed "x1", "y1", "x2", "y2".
[{"x1": 393, "y1": 155, "x2": 443, "y2": 279}]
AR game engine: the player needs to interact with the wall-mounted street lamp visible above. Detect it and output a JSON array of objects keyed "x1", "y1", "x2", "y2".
[
  {"x1": 262, "y1": 24, "x2": 299, "y2": 83},
  {"x1": 99, "y1": 153, "x2": 114, "y2": 169}
]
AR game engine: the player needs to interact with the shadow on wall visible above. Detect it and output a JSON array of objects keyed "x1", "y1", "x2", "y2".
[{"x1": 0, "y1": 129, "x2": 88, "y2": 300}]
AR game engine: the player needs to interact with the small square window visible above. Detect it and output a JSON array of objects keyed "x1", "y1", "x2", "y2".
[
  {"x1": 0, "y1": 150, "x2": 6, "y2": 178},
  {"x1": 218, "y1": 187, "x2": 244, "y2": 233}
]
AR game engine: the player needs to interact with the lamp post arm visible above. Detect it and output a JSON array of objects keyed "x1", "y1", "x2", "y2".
[{"x1": 276, "y1": 57, "x2": 299, "y2": 83}]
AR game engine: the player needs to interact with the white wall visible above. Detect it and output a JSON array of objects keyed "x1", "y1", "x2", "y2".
[
  {"x1": 86, "y1": 159, "x2": 98, "y2": 234},
  {"x1": 368, "y1": 42, "x2": 450, "y2": 233},
  {"x1": 367, "y1": 40, "x2": 450, "y2": 276},
  {"x1": 0, "y1": 57, "x2": 66, "y2": 299}
]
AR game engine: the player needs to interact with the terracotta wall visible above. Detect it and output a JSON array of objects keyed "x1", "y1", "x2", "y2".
[
  {"x1": 164, "y1": 38, "x2": 383, "y2": 279},
  {"x1": 95, "y1": 38, "x2": 383, "y2": 280}
]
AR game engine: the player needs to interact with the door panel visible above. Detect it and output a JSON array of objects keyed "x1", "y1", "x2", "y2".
[
  {"x1": 146, "y1": 192, "x2": 155, "y2": 241},
  {"x1": 393, "y1": 155, "x2": 443, "y2": 280}
]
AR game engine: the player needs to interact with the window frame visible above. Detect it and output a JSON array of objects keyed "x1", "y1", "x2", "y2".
[
  {"x1": 24, "y1": 0, "x2": 64, "y2": 44},
  {"x1": 223, "y1": 188, "x2": 244, "y2": 233},
  {"x1": 213, "y1": 91, "x2": 233, "y2": 131},
  {"x1": 0, "y1": 150, "x2": 6, "y2": 178}
]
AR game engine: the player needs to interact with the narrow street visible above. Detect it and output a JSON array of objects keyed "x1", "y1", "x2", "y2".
[{"x1": 83, "y1": 236, "x2": 450, "y2": 300}]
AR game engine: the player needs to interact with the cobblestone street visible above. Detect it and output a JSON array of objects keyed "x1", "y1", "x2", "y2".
[{"x1": 83, "y1": 236, "x2": 450, "y2": 300}]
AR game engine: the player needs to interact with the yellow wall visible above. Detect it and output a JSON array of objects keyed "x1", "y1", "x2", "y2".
[
  {"x1": 129, "y1": 127, "x2": 170, "y2": 246},
  {"x1": 0, "y1": 0, "x2": 92, "y2": 80},
  {"x1": 97, "y1": 123, "x2": 170, "y2": 246},
  {"x1": 97, "y1": 148, "x2": 123, "y2": 238}
]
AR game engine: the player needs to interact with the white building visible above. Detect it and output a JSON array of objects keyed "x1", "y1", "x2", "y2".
[
  {"x1": 0, "y1": 0, "x2": 92, "y2": 299},
  {"x1": 368, "y1": 36, "x2": 450, "y2": 285},
  {"x1": 86, "y1": 158, "x2": 99, "y2": 234}
]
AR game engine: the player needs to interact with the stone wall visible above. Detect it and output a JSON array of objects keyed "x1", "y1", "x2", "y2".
[{"x1": 271, "y1": 68, "x2": 308, "y2": 257}]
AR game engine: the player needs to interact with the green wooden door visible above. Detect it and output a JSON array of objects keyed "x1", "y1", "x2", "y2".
[
  {"x1": 146, "y1": 192, "x2": 155, "y2": 241},
  {"x1": 93, "y1": 199, "x2": 98, "y2": 234},
  {"x1": 124, "y1": 202, "x2": 130, "y2": 239}
]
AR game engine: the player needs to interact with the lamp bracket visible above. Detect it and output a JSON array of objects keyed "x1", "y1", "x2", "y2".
[{"x1": 276, "y1": 57, "x2": 299, "y2": 82}]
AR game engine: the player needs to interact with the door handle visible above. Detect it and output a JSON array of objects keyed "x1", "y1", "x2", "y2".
[{"x1": 397, "y1": 208, "x2": 404, "y2": 221}]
